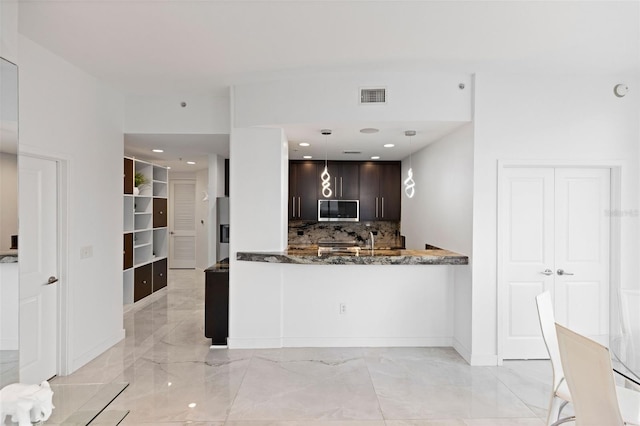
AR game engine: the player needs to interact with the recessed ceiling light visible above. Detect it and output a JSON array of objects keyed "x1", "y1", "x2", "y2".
[
  {"x1": 360, "y1": 128, "x2": 379, "y2": 134},
  {"x1": 188, "y1": 403, "x2": 196, "y2": 408},
  {"x1": 371, "y1": 156, "x2": 380, "y2": 160},
  {"x1": 303, "y1": 155, "x2": 312, "y2": 159},
  {"x1": 187, "y1": 161, "x2": 196, "y2": 165},
  {"x1": 299, "y1": 142, "x2": 310, "y2": 147},
  {"x1": 152, "y1": 149, "x2": 164, "y2": 153},
  {"x1": 383, "y1": 144, "x2": 395, "y2": 148}
]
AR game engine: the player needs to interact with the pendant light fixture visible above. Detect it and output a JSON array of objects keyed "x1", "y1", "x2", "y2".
[
  {"x1": 404, "y1": 130, "x2": 416, "y2": 198},
  {"x1": 320, "y1": 129, "x2": 332, "y2": 198}
]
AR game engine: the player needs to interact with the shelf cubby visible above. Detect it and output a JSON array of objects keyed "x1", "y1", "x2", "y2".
[
  {"x1": 134, "y1": 196, "x2": 152, "y2": 213},
  {"x1": 123, "y1": 269, "x2": 134, "y2": 305},
  {"x1": 153, "y1": 229, "x2": 168, "y2": 258},
  {"x1": 134, "y1": 213, "x2": 152, "y2": 231},
  {"x1": 123, "y1": 196, "x2": 134, "y2": 232},
  {"x1": 153, "y1": 181, "x2": 168, "y2": 197}
]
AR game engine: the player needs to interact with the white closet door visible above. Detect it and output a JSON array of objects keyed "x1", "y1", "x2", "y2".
[
  {"x1": 501, "y1": 168, "x2": 555, "y2": 359},
  {"x1": 553, "y1": 168, "x2": 610, "y2": 344},
  {"x1": 501, "y1": 167, "x2": 611, "y2": 359},
  {"x1": 169, "y1": 180, "x2": 196, "y2": 269}
]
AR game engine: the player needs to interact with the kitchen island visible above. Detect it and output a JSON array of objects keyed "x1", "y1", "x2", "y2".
[
  {"x1": 229, "y1": 245, "x2": 471, "y2": 354},
  {"x1": 237, "y1": 247, "x2": 468, "y2": 265}
]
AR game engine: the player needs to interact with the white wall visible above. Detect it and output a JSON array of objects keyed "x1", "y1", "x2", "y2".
[
  {"x1": 400, "y1": 123, "x2": 474, "y2": 361},
  {"x1": 472, "y1": 72, "x2": 640, "y2": 365},
  {"x1": 282, "y1": 264, "x2": 454, "y2": 347},
  {"x1": 233, "y1": 72, "x2": 471, "y2": 127},
  {"x1": 228, "y1": 126, "x2": 288, "y2": 346},
  {"x1": 0, "y1": 0, "x2": 18, "y2": 63},
  {"x1": 0, "y1": 153, "x2": 17, "y2": 251},
  {"x1": 124, "y1": 94, "x2": 230, "y2": 134},
  {"x1": 401, "y1": 124, "x2": 473, "y2": 254},
  {"x1": 18, "y1": 36, "x2": 125, "y2": 373}
]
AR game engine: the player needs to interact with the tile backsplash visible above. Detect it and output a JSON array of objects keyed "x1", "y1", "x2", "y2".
[{"x1": 288, "y1": 221, "x2": 402, "y2": 248}]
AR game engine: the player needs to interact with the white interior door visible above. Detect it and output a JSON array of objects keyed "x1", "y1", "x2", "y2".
[
  {"x1": 169, "y1": 180, "x2": 196, "y2": 269},
  {"x1": 501, "y1": 167, "x2": 610, "y2": 359},
  {"x1": 19, "y1": 155, "x2": 58, "y2": 383},
  {"x1": 553, "y1": 168, "x2": 610, "y2": 343},
  {"x1": 501, "y1": 168, "x2": 555, "y2": 359}
]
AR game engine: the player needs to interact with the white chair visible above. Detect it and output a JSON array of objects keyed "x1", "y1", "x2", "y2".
[
  {"x1": 535, "y1": 291, "x2": 573, "y2": 426},
  {"x1": 555, "y1": 323, "x2": 640, "y2": 426}
]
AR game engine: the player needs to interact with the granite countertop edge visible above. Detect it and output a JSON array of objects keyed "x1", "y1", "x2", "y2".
[{"x1": 236, "y1": 248, "x2": 469, "y2": 266}]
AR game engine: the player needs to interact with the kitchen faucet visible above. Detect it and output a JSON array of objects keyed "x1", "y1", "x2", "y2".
[{"x1": 369, "y1": 231, "x2": 375, "y2": 250}]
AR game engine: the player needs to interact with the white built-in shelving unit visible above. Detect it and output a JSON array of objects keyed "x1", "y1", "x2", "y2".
[{"x1": 123, "y1": 157, "x2": 169, "y2": 305}]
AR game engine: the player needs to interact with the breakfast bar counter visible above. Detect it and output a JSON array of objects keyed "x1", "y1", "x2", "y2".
[{"x1": 236, "y1": 248, "x2": 468, "y2": 266}]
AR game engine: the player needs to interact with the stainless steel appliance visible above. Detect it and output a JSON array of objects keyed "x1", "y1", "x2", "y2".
[
  {"x1": 318, "y1": 199, "x2": 359, "y2": 222},
  {"x1": 216, "y1": 197, "x2": 229, "y2": 261}
]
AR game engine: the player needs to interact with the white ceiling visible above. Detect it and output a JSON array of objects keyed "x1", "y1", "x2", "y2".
[
  {"x1": 124, "y1": 134, "x2": 229, "y2": 171},
  {"x1": 18, "y1": 1, "x2": 640, "y2": 165}
]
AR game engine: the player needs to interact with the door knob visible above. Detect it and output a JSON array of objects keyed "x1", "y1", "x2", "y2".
[
  {"x1": 46, "y1": 276, "x2": 59, "y2": 285},
  {"x1": 541, "y1": 269, "x2": 553, "y2": 276},
  {"x1": 557, "y1": 269, "x2": 574, "y2": 276}
]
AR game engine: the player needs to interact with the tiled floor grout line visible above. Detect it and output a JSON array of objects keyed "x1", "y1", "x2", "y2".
[
  {"x1": 222, "y1": 350, "x2": 255, "y2": 425},
  {"x1": 362, "y1": 349, "x2": 390, "y2": 424}
]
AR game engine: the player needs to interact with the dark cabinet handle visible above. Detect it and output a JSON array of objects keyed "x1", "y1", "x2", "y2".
[
  {"x1": 142, "y1": 280, "x2": 147, "y2": 284},
  {"x1": 159, "y1": 273, "x2": 163, "y2": 277},
  {"x1": 160, "y1": 211, "x2": 164, "y2": 215}
]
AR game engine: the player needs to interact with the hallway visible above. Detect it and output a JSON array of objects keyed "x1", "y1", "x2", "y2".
[{"x1": 48, "y1": 270, "x2": 550, "y2": 425}]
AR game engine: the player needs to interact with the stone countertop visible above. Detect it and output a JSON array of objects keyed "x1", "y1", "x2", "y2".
[{"x1": 236, "y1": 248, "x2": 468, "y2": 266}]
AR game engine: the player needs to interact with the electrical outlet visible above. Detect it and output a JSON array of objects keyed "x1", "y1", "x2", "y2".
[
  {"x1": 80, "y1": 246, "x2": 93, "y2": 259},
  {"x1": 339, "y1": 303, "x2": 347, "y2": 314}
]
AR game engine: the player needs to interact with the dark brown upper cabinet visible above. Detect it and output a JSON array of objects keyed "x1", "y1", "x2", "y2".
[
  {"x1": 322, "y1": 162, "x2": 359, "y2": 200},
  {"x1": 289, "y1": 161, "x2": 319, "y2": 220},
  {"x1": 359, "y1": 162, "x2": 401, "y2": 221}
]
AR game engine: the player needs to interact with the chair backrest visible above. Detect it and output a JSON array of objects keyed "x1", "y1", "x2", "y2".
[
  {"x1": 535, "y1": 291, "x2": 565, "y2": 392},
  {"x1": 555, "y1": 323, "x2": 624, "y2": 426}
]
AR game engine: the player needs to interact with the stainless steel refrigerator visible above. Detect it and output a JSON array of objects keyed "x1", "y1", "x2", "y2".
[{"x1": 216, "y1": 197, "x2": 229, "y2": 261}]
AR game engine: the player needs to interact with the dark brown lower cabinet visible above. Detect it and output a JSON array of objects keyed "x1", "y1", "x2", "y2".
[
  {"x1": 205, "y1": 264, "x2": 229, "y2": 346},
  {"x1": 134, "y1": 264, "x2": 153, "y2": 302},
  {"x1": 123, "y1": 233, "x2": 133, "y2": 270},
  {"x1": 153, "y1": 259, "x2": 167, "y2": 291}
]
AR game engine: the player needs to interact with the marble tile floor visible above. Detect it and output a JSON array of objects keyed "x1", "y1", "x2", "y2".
[{"x1": 46, "y1": 270, "x2": 558, "y2": 426}]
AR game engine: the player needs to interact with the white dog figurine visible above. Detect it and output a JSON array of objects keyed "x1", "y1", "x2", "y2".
[{"x1": 0, "y1": 380, "x2": 54, "y2": 426}]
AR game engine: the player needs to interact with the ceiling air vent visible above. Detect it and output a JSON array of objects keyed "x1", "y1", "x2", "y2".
[
  {"x1": 360, "y1": 87, "x2": 386, "y2": 104},
  {"x1": 343, "y1": 151, "x2": 361, "y2": 155}
]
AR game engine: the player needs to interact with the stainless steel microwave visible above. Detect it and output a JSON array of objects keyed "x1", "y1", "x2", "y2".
[{"x1": 318, "y1": 200, "x2": 359, "y2": 222}]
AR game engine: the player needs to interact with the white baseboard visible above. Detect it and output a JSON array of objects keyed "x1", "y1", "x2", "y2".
[
  {"x1": 469, "y1": 353, "x2": 499, "y2": 366},
  {"x1": 69, "y1": 328, "x2": 126, "y2": 373},
  {"x1": 227, "y1": 337, "x2": 283, "y2": 349},
  {"x1": 0, "y1": 339, "x2": 19, "y2": 350},
  {"x1": 228, "y1": 336, "x2": 453, "y2": 349},
  {"x1": 452, "y1": 338, "x2": 471, "y2": 364},
  {"x1": 283, "y1": 337, "x2": 453, "y2": 347}
]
